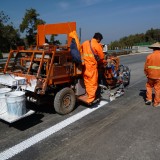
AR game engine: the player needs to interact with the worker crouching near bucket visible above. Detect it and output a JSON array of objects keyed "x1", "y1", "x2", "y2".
[{"x1": 144, "y1": 42, "x2": 160, "y2": 107}]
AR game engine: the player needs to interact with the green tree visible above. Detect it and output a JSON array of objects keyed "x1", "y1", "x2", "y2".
[
  {"x1": 0, "y1": 11, "x2": 22, "y2": 52},
  {"x1": 50, "y1": 35, "x2": 61, "y2": 45},
  {"x1": 145, "y1": 28, "x2": 160, "y2": 42},
  {"x1": 0, "y1": 11, "x2": 10, "y2": 24},
  {"x1": 19, "y1": 8, "x2": 45, "y2": 46}
]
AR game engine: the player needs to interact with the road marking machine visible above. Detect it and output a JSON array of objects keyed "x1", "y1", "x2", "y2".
[{"x1": 0, "y1": 22, "x2": 130, "y2": 123}]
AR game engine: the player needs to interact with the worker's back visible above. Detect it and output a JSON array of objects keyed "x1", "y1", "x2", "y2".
[{"x1": 145, "y1": 50, "x2": 160, "y2": 79}]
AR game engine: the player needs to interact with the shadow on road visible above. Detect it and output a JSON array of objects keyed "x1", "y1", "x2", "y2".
[
  {"x1": 9, "y1": 113, "x2": 44, "y2": 131},
  {"x1": 139, "y1": 89, "x2": 155, "y2": 103},
  {"x1": 5, "y1": 100, "x2": 57, "y2": 130},
  {"x1": 139, "y1": 89, "x2": 146, "y2": 102}
]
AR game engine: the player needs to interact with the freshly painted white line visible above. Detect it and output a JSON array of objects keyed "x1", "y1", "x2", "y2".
[{"x1": 0, "y1": 100, "x2": 108, "y2": 160}]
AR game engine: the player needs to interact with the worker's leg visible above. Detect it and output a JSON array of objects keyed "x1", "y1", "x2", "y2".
[
  {"x1": 98, "y1": 65, "x2": 106, "y2": 86},
  {"x1": 146, "y1": 78, "x2": 153, "y2": 101},
  {"x1": 84, "y1": 64, "x2": 98, "y2": 103},
  {"x1": 153, "y1": 79, "x2": 160, "y2": 106}
]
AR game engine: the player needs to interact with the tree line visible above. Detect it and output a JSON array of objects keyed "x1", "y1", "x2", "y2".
[
  {"x1": 0, "y1": 8, "x2": 160, "y2": 53},
  {"x1": 109, "y1": 28, "x2": 160, "y2": 50}
]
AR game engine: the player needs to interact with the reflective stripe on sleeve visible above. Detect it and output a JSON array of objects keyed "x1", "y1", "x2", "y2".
[
  {"x1": 82, "y1": 53, "x2": 94, "y2": 57},
  {"x1": 148, "y1": 66, "x2": 160, "y2": 69}
]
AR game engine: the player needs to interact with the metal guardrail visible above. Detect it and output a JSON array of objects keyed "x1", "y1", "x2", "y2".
[
  {"x1": 0, "y1": 58, "x2": 14, "y2": 71},
  {"x1": 108, "y1": 49, "x2": 133, "y2": 53},
  {"x1": 0, "y1": 58, "x2": 14, "y2": 63}
]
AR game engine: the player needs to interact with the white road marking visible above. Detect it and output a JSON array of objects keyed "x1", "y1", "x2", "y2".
[{"x1": 0, "y1": 100, "x2": 108, "y2": 160}]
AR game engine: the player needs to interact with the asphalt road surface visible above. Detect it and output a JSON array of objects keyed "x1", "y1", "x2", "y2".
[{"x1": 1, "y1": 52, "x2": 160, "y2": 160}]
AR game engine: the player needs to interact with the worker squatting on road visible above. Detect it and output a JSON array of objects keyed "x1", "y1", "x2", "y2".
[
  {"x1": 144, "y1": 42, "x2": 160, "y2": 107},
  {"x1": 81, "y1": 33, "x2": 105, "y2": 104}
]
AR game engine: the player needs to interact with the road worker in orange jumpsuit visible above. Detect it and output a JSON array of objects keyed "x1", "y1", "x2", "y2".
[
  {"x1": 144, "y1": 42, "x2": 160, "y2": 107},
  {"x1": 81, "y1": 33, "x2": 105, "y2": 104}
]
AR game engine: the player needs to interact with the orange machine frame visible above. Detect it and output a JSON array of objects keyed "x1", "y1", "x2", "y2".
[
  {"x1": 3, "y1": 22, "x2": 81, "y2": 95},
  {"x1": 37, "y1": 22, "x2": 76, "y2": 46}
]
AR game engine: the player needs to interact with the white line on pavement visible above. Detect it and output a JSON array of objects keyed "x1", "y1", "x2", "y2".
[{"x1": 0, "y1": 100, "x2": 108, "y2": 160}]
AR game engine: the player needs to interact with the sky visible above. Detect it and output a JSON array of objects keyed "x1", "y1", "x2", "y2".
[{"x1": 1, "y1": 0, "x2": 160, "y2": 44}]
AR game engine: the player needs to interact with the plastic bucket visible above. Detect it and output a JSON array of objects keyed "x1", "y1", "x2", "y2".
[
  {"x1": 6, "y1": 91, "x2": 27, "y2": 116},
  {"x1": 0, "y1": 88, "x2": 11, "y2": 114}
]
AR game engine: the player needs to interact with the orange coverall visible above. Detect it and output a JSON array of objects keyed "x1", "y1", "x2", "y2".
[
  {"x1": 81, "y1": 38, "x2": 104, "y2": 103},
  {"x1": 144, "y1": 50, "x2": 160, "y2": 106}
]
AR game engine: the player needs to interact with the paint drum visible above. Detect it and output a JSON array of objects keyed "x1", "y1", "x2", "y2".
[
  {"x1": 6, "y1": 91, "x2": 27, "y2": 116},
  {"x1": 0, "y1": 88, "x2": 11, "y2": 114}
]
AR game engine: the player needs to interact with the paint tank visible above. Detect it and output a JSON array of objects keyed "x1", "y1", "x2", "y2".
[
  {"x1": 6, "y1": 91, "x2": 27, "y2": 116},
  {"x1": 0, "y1": 88, "x2": 11, "y2": 114}
]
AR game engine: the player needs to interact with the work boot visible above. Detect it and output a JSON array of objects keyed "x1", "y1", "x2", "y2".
[
  {"x1": 87, "y1": 98, "x2": 100, "y2": 106},
  {"x1": 145, "y1": 100, "x2": 152, "y2": 105},
  {"x1": 153, "y1": 103, "x2": 160, "y2": 108}
]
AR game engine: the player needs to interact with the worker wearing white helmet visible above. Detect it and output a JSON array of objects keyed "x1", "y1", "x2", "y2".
[{"x1": 101, "y1": 44, "x2": 108, "y2": 53}]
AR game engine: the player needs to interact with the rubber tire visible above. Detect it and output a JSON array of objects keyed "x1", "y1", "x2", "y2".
[
  {"x1": 127, "y1": 71, "x2": 131, "y2": 85},
  {"x1": 54, "y1": 87, "x2": 76, "y2": 115},
  {"x1": 123, "y1": 70, "x2": 131, "y2": 87}
]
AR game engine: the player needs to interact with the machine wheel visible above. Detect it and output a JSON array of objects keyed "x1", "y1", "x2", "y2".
[
  {"x1": 123, "y1": 67, "x2": 131, "y2": 87},
  {"x1": 54, "y1": 87, "x2": 76, "y2": 115},
  {"x1": 126, "y1": 71, "x2": 131, "y2": 86}
]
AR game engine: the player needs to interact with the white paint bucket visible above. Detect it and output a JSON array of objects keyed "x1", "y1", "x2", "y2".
[
  {"x1": 6, "y1": 91, "x2": 26, "y2": 116},
  {"x1": 0, "y1": 88, "x2": 11, "y2": 114}
]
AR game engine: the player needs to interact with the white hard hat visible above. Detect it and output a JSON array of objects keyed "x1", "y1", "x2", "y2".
[
  {"x1": 103, "y1": 44, "x2": 108, "y2": 52},
  {"x1": 43, "y1": 43, "x2": 49, "y2": 46}
]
